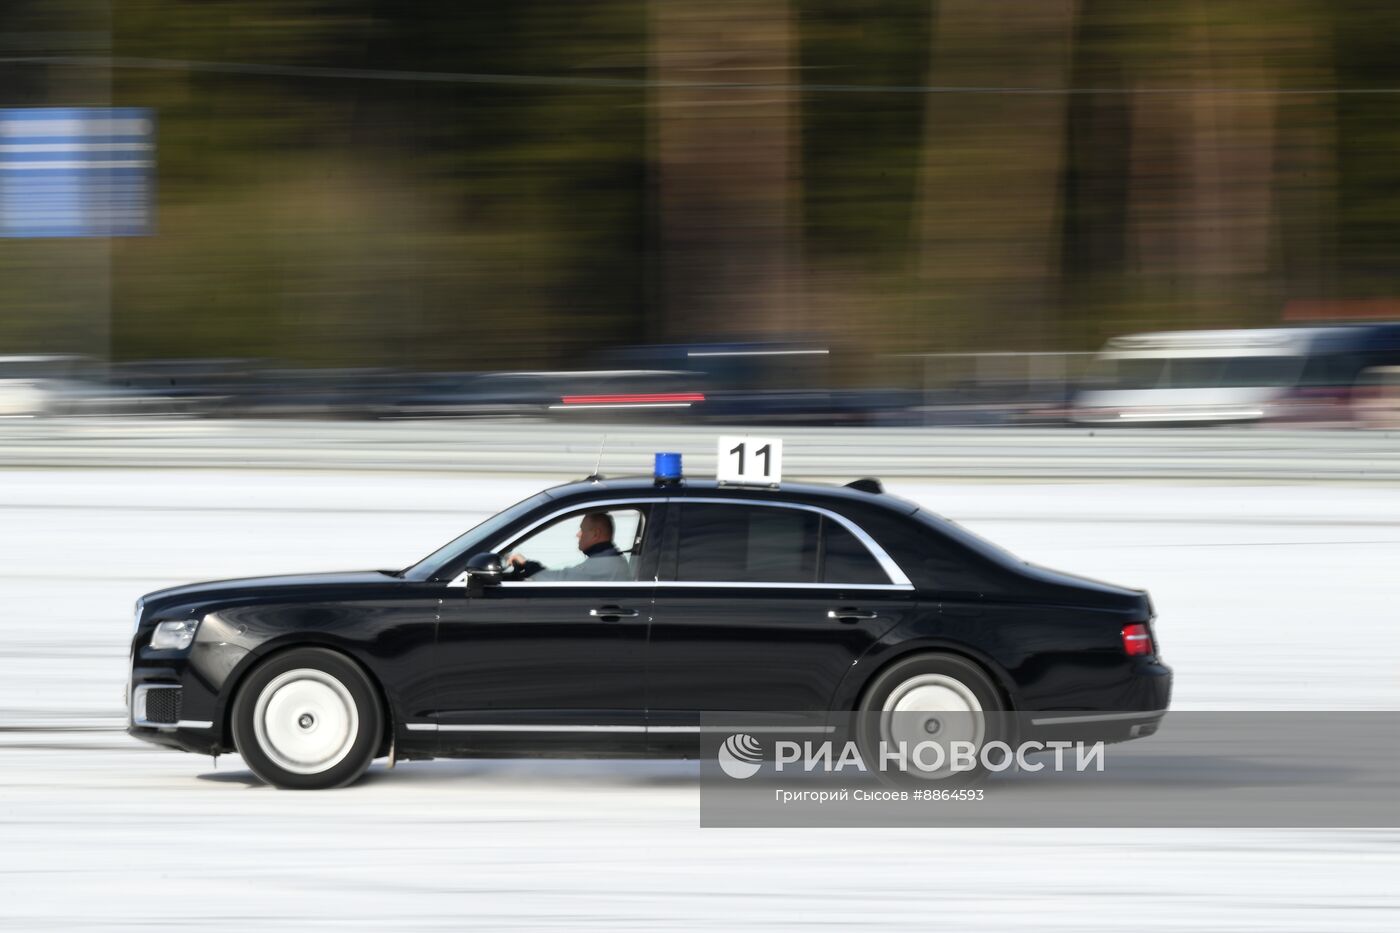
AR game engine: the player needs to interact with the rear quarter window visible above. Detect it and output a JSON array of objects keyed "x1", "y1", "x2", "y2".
[
  {"x1": 840, "y1": 504, "x2": 1021, "y2": 594},
  {"x1": 821, "y1": 520, "x2": 889, "y2": 585}
]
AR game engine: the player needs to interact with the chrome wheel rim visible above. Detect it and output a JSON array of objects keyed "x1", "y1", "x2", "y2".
[
  {"x1": 880, "y1": 673, "x2": 984, "y2": 778},
  {"x1": 252, "y1": 668, "x2": 359, "y2": 775}
]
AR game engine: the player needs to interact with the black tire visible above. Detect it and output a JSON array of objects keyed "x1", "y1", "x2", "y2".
[
  {"x1": 855, "y1": 653, "x2": 1008, "y2": 789},
  {"x1": 231, "y1": 647, "x2": 383, "y2": 790}
]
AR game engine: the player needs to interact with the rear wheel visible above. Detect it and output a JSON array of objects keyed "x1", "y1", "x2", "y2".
[
  {"x1": 856, "y1": 653, "x2": 1007, "y2": 788},
  {"x1": 231, "y1": 648, "x2": 383, "y2": 790}
]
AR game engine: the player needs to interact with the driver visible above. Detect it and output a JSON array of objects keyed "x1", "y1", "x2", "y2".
[{"x1": 506, "y1": 512, "x2": 631, "y2": 582}]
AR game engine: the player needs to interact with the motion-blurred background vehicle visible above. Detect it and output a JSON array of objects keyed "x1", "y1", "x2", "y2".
[
  {"x1": 1073, "y1": 324, "x2": 1400, "y2": 426},
  {"x1": 0, "y1": 355, "x2": 87, "y2": 418}
]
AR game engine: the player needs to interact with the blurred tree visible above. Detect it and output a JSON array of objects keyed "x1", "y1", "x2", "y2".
[
  {"x1": 795, "y1": 1, "x2": 930, "y2": 372},
  {"x1": 915, "y1": 0, "x2": 1077, "y2": 353},
  {"x1": 1063, "y1": 0, "x2": 1339, "y2": 344},
  {"x1": 105, "y1": 0, "x2": 647, "y2": 370},
  {"x1": 651, "y1": 0, "x2": 801, "y2": 339},
  {"x1": 798, "y1": 1, "x2": 929, "y2": 271},
  {"x1": 1333, "y1": 0, "x2": 1400, "y2": 299},
  {"x1": 1122, "y1": 2, "x2": 1282, "y2": 330},
  {"x1": 0, "y1": 0, "x2": 115, "y2": 359}
]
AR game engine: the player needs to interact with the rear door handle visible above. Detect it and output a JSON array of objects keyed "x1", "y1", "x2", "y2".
[
  {"x1": 827, "y1": 608, "x2": 879, "y2": 623},
  {"x1": 590, "y1": 606, "x2": 639, "y2": 620}
]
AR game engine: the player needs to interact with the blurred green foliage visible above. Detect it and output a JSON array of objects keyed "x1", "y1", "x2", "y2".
[{"x1": 1, "y1": 0, "x2": 1398, "y2": 371}]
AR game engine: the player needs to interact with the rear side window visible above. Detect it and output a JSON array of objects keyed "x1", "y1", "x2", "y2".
[
  {"x1": 674, "y1": 504, "x2": 890, "y2": 585},
  {"x1": 677, "y1": 504, "x2": 819, "y2": 583}
]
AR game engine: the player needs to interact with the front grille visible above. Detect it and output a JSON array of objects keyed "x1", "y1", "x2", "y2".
[{"x1": 143, "y1": 687, "x2": 181, "y2": 724}]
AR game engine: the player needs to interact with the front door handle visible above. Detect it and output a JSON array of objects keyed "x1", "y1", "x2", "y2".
[
  {"x1": 827, "y1": 608, "x2": 879, "y2": 623},
  {"x1": 590, "y1": 606, "x2": 639, "y2": 620}
]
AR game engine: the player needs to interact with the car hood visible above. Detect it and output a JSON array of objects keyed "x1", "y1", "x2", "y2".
[{"x1": 142, "y1": 570, "x2": 401, "y2": 607}]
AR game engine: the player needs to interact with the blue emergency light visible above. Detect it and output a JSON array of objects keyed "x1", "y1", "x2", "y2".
[{"x1": 654, "y1": 452, "x2": 683, "y2": 483}]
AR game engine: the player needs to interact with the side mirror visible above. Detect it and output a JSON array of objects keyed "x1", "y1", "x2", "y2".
[{"x1": 464, "y1": 552, "x2": 504, "y2": 590}]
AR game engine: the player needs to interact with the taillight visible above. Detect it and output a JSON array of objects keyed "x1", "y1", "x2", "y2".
[{"x1": 1122, "y1": 623, "x2": 1153, "y2": 657}]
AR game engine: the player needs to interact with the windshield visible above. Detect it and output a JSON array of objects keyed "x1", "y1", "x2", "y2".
[
  {"x1": 1087, "y1": 354, "x2": 1303, "y2": 391},
  {"x1": 400, "y1": 491, "x2": 553, "y2": 581}
]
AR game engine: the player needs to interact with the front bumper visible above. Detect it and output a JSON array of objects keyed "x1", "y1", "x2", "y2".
[
  {"x1": 126, "y1": 651, "x2": 233, "y2": 756},
  {"x1": 128, "y1": 720, "x2": 223, "y2": 755},
  {"x1": 127, "y1": 681, "x2": 222, "y2": 755}
]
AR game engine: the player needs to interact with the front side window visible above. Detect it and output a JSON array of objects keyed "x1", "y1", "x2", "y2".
[
  {"x1": 503, "y1": 507, "x2": 646, "y2": 582},
  {"x1": 673, "y1": 503, "x2": 890, "y2": 585}
]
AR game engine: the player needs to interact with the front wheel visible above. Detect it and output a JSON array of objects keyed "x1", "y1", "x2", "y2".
[{"x1": 231, "y1": 648, "x2": 383, "y2": 790}]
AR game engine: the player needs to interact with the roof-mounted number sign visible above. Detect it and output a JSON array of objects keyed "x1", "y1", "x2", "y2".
[{"x1": 717, "y1": 436, "x2": 782, "y2": 487}]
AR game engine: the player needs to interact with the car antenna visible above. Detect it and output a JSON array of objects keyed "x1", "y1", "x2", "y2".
[{"x1": 585, "y1": 434, "x2": 607, "y2": 482}]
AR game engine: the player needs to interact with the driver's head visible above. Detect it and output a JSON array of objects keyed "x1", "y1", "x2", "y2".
[{"x1": 577, "y1": 512, "x2": 614, "y2": 552}]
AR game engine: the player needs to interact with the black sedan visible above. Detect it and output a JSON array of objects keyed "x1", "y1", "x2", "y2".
[{"x1": 127, "y1": 475, "x2": 1171, "y2": 789}]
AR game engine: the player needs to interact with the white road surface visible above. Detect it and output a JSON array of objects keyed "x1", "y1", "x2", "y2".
[{"x1": 0, "y1": 469, "x2": 1397, "y2": 929}]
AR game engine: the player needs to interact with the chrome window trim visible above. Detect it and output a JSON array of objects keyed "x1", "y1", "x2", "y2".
[
  {"x1": 406, "y1": 723, "x2": 646, "y2": 734},
  {"x1": 500, "y1": 579, "x2": 653, "y2": 589},
  {"x1": 451, "y1": 578, "x2": 911, "y2": 591},
  {"x1": 488, "y1": 580, "x2": 911, "y2": 591},
  {"x1": 405, "y1": 723, "x2": 837, "y2": 734},
  {"x1": 657, "y1": 580, "x2": 911, "y2": 591},
  {"x1": 648, "y1": 724, "x2": 836, "y2": 734},
  {"x1": 453, "y1": 493, "x2": 911, "y2": 589},
  {"x1": 129, "y1": 683, "x2": 214, "y2": 731}
]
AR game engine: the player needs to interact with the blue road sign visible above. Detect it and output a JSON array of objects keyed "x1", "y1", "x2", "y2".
[{"x1": 0, "y1": 107, "x2": 154, "y2": 237}]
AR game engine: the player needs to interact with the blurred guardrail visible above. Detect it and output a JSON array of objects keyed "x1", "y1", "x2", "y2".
[
  {"x1": 893, "y1": 351, "x2": 1094, "y2": 425},
  {"x1": 1, "y1": 419, "x2": 1399, "y2": 481},
  {"x1": 900, "y1": 350, "x2": 1093, "y2": 391}
]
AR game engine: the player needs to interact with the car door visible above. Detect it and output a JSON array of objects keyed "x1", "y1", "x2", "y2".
[
  {"x1": 645, "y1": 499, "x2": 915, "y2": 730},
  {"x1": 433, "y1": 501, "x2": 657, "y2": 752}
]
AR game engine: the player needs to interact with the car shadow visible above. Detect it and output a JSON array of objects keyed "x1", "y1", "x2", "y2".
[{"x1": 195, "y1": 768, "x2": 264, "y2": 787}]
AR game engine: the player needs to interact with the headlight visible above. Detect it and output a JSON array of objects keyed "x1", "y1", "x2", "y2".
[{"x1": 150, "y1": 618, "x2": 199, "y2": 651}]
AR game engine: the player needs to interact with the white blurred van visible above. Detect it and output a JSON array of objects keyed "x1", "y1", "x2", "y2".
[
  {"x1": 0, "y1": 355, "x2": 85, "y2": 418},
  {"x1": 1072, "y1": 325, "x2": 1400, "y2": 426}
]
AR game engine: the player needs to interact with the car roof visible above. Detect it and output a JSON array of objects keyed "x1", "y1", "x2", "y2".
[{"x1": 539, "y1": 475, "x2": 920, "y2": 515}]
